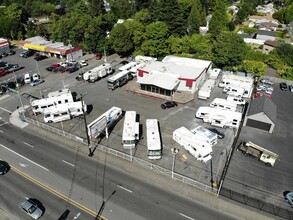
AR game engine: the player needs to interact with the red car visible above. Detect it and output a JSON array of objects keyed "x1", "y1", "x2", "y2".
[
  {"x1": 51, "y1": 63, "x2": 62, "y2": 69},
  {"x1": 0, "y1": 69, "x2": 9, "y2": 77},
  {"x1": 96, "y1": 53, "x2": 102, "y2": 60}
]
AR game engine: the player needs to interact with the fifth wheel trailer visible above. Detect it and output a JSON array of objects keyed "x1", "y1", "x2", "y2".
[
  {"x1": 198, "y1": 79, "x2": 216, "y2": 100},
  {"x1": 88, "y1": 63, "x2": 113, "y2": 83}
]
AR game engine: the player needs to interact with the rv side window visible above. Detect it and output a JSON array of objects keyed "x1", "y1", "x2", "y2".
[
  {"x1": 201, "y1": 113, "x2": 205, "y2": 116},
  {"x1": 65, "y1": 100, "x2": 68, "y2": 103},
  {"x1": 44, "y1": 114, "x2": 50, "y2": 118},
  {"x1": 232, "y1": 89, "x2": 237, "y2": 92},
  {"x1": 61, "y1": 112, "x2": 68, "y2": 116},
  {"x1": 53, "y1": 114, "x2": 59, "y2": 117},
  {"x1": 33, "y1": 106, "x2": 38, "y2": 110},
  {"x1": 219, "y1": 105, "x2": 224, "y2": 108},
  {"x1": 41, "y1": 106, "x2": 47, "y2": 109},
  {"x1": 232, "y1": 122, "x2": 237, "y2": 125},
  {"x1": 58, "y1": 101, "x2": 61, "y2": 104},
  {"x1": 233, "y1": 119, "x2": 237, "y2": 122},
  {"x1": 244, "y1": 91, "x2": 248, "y2": 94},
  {"x1": 48, "y1": 104, "x2": 53, "y2": 107},
  {"x1": 215, "y1": 120, "x2": 221, "y2": 123}
]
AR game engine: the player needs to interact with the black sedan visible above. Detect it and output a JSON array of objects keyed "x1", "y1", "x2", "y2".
[
  {"x1": 0, "y1": 160, "x2": 9, "y2": 175},
  {"x1": 207, "y1": 128, "x2": 225, "y2": 139},
  {"x1": 280, "y1": 82, "x2": 288, "y2": 91},
  {"x1": 161, "y1": 101, "x2": 177, "y2": 109}
]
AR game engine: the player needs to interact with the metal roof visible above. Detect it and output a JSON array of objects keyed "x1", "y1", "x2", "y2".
[
  {"x1": 139, "y1": 72, "x2": 180, "y2": 90},
  {"x1": 162, "y1": 55, "x2": 212, "y2": 69},
  {"x1": 247, "y1": 96, "x2": 277, "y2": 123}
]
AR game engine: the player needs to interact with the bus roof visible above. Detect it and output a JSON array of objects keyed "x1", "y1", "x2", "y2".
[{"x1": 146, "y1": 119, "x2": 161, "y2": 151}]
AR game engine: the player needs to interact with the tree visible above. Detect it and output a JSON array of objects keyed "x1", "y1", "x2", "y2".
[
  {"x1": 152, "y1": 0, "x2": 185, "y2": 36},
  {"x1": 241, "y1": 60, "x2": 266, "y2": 77},
  {"x1": 88, "y1": 0, "x2": 105, "y2": 16},
  {"x1": 135, "y1": 0, "x2": 153, "y2": 10},
  {"x1": 109, "y1": 24, "x2": 134, "y2": 55},
  {"x1": 212, "y1": 31, "x2": 247, "y2": 68},
  {"x1": 141, "y1": 21, "x2": 170, "y2": 57},
  {"x1": 208, "y1": 0, "x2": 229, "y2": 37},
  {"x1": 109, "y1": 0, "x2": 136, "y2": 19},
  {"x1": 187, "y1": 0, "x2": 205, "y2": 34},
  {"x1": 234, "y1": 3, "x2": 254, "y2": 24},
  {"x1": 273, "y1": 43, "x2": 293, "y2": 66}
]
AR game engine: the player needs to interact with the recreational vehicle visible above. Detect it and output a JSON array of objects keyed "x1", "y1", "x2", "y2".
[
  {"x1": 88, "y1": 63, "x2": 112, "y2": 83},
  {"x1": 190, "y1": 126, "x2": 218, "y2": 146},
  {"x1": 135, "y1": 55, "x2": 157, "y2": 64},
  {"x1": 224, "y1": 86, "x2": 245, "y2": 97},
  {"x1": 209, "y1": 68, "x2": 221, "y2": 80},
  {"x1": 198, "y1": 79, "x2": 216, "y2": 100},
  {"x1": 195, "y1": 107, "x2": 242, "y2": 129},
  {"x1": 227, "y1": 95, "x2": 246, "y2": 105},
  {"x1": 122, "y1": 111, "x2": 139, "y2": 149},
  {"x1": 118, "y1": 61, "x2": 138, "y2": 72},
  {"x1": 173, "y1": 127, "x2": 212, "y2": 163},
  {"x1": 107, "y1": 70, "x2": 133, "y2": 90},
  {"x1": 47, "y1": 88, "x2": 71, "y2": 98},
  {"x1": 44, "y1": 109, "x2": 71, "y2": 123},
  {"x1": 87, "y1": 107, "x2": 122, "y2": 139},
  {"x1": 146, "y1": 119, "x2": 162, "y2": 160},
  {"x1": 210, "y1": 98, "x2": 237, "y2": 111},
  {"x1": 31, "y1": 93, "x2": 75, "y2": 115}
]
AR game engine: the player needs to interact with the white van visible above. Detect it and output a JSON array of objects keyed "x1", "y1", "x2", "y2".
[{"x1": 24, "y1": 73, "x2": 31, "y2": 84}]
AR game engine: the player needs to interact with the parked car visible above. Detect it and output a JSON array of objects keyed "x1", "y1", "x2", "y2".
[
  {"x1": 45, "y1": 66, "x2": 57, "y2": 72},
  {"x1": 289, "y1": 85, "x2": 293, "y2": 93},
  {"x1": 6, "y1": 81, "x2": 16, "y2": 91},
  {"x1": 30, "y1": 79, "x2": 44, "y2": 86},
  {"x1": 24, "y1": 73, "x2": 31, "y2": 84},
  {"x1": 34, "y1": 54, "x2": 47, "y2": 61},
  {"x1": 161, "y1": 101, "x2": 177, "y2": 109},
  {"x1": 68, "y1": 65, "x2": 79, "y2": 73},
  {"x1": 79, "y1": 60, "x2": 88, "y2": 67},
  {"x1": 16, "y1": 76, "x2": 25, "y2": 87},
  {"x1": 0, "y1": 61, "x2": 7, "y2": 67},
  {"x1": 8, "y1": 50, "x2": 16, "y2": 55},
  {"x1": 8, "y1": 64, "x2": 23, "y2": 72},
  {"x1": 207, "y1": 128, "x2": 225, "y2": 139},
  {"x1": 0, "y1": 160, "x2": 9, "y2": 175},
  {"x1": 32, "y1": 73, "x2": 40, "y2": 81},
  {"x1": 1, "y1": 52, "x2": 8, "y2": 57},
  {"x1": 285, "y1": 191, "x2": 293, "y2": 208},
  {"x1": 260, "y1": 78, "x2": 274, "y2": 86},
  {"x1": 19, "y1": 198, "x2": 43, "y2": 219},
  {"x1": 0, "y1": 69, "x2": 9, "y2": 77},
  {"x1": 280, "y1": 82, "x2": 288, "y2": 91},
  {"x1": 20, "y1": 50, "x2": 34, "y2": 58},
  {"x1": 96, "y1": 53, "x2": 102, "y2": 60}
]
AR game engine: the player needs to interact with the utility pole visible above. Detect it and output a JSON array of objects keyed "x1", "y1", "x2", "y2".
[
  {"x1": 96, "y1": 190, "x2": 116, "y2": 220},
  {"x1": 80, "y1": 94, "x2": 92, "y2": 156}
]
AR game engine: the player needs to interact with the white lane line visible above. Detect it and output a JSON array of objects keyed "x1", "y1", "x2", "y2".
[
  {"x1": 0, "y1": 143, "x2": 49, "y2": 171},
  {"x1": 0, "y1": 107, "x2": 12, "y2": 114},
  {"x1": 62, "y1": 160, "x2": 75, "y2": 167},
  {"x1": 23, "y1": 142, "x2": 34, "y2": 148},
  {"x1": 117, "y1": 185, "x2": 133, "y2": 193},
  {"x1": 0, "y1": 130, "x2": 3, "y2": 133},
  {"x1": 179, "y1": 213, "x2": 195, "y2": 220}
]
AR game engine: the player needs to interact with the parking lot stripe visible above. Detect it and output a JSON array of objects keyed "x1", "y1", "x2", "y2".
[
  {"x1": 117, "y1": 185, "x2": 133, "y2": 193},
  {"x1": 179, "y1": 213, "x2": 195, "y2": 220},
  {"x1": 23, "y1": 142, "x2": 34, "y2": 148},
  {"x1": 62, "y1": 160, "x2": 75, "y2": 167},
  {"x1": 0, "y1": 106, "x2": 12, "y2": 113}
]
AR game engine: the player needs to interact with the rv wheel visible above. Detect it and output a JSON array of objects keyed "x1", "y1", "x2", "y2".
[{"x1": 48, "y1": 120, "x2": 53, "y2": 123}]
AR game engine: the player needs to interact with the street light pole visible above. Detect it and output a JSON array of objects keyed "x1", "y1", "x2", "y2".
[
  {"x1": 80, "y1": 94, "x2": 92, "y2": 156},
  {"x1": 171, "y1": 148, "x2": 179, "y2": 179},
  {"x1": 96, "y1": 190, "x2": 116, "y2": 220}
]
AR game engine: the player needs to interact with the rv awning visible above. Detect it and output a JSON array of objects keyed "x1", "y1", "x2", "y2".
[{"x1": 139, "y1": 73, "x2": 180, "y2": 90}]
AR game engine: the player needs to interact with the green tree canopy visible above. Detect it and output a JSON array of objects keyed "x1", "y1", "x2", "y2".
[
  {"x1": 208, "y1": 0, "x2": 229, "y2": 37},
  {"x1": 187, "y1": 0, "x2": 205, "y2": 34},
  {"x1": 212, "y1": 31, "x2": 247, "y2": 68}
]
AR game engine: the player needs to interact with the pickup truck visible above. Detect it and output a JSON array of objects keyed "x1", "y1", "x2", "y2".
[{"x1": 237, "y1": 141, "x2": 279, "y2": 167}]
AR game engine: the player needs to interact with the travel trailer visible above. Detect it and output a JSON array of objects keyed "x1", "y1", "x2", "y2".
[
  {"x1": 87, "y1": 106, "x2": 122, "y2": 139},
  {"x1": 210, "y1": 98, "x2": 237, "y2": 112},
  {"x1": 198, "y1": 79, "x2": 216, "y2": 100},
  {"x1": 118, "y1": 61, "x2": 138, "y2": 72},
  {"x1": 44, "y1": 109, "x2": 71, "y2": 123},
  {"x1": 227, "y1": 95, "x2": 246, "y2": 105},
  {"x1": 122, "y1": 111, "x2": 139, "y2": 149},
  {"x1": 146, "y1": 119, "x2": 162, "y2": 160},
  {"x1": 195, "y1": 106, "x2": 242, "y2": 129},
  {"x1": 173, "y1": 127, "x2": 212, "y2": 163},
  {"x1": 88, "y1": 63, "x2": 112, "y2": 83},
  {"x1": 190, "y1": 126, "x2": 217, "y2": 146},
  {"x1": 107, "y1": 70, "x2": 133, "y2": 90},
  {"x1": 224, "y1": 86, "x2": 245, "y2": 97},
  {"x1": 209, "y1": 68, "x2": 221, "y2": 80}
]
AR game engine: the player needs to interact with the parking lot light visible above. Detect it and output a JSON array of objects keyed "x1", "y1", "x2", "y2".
[{"x1": 171, "y1": 148, "x2": 179, "y2": 179}]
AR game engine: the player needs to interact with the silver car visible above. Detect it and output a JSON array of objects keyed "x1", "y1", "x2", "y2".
[
  {"x1": 19, "y1": 198, "x2": 43, "y2": 219},
  {"x1": 285, "y1": 192, "x2": 293, "y2": 208}
]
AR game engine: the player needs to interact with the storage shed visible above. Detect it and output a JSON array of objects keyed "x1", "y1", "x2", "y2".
[{"x1": 243, "y1": 96, "x2": 276, "y2": 133}]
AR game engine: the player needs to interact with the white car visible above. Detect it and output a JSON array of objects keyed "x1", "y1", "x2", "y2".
[
  {"x1": 79, "y1": 60, "x2": 88, "y2": 67},
  {"x1": 24, "y1": 73, "x2": 31, "y2": 84},
  {"x1": 32, "y1": 73, "x2": 40, "y2": 81}
]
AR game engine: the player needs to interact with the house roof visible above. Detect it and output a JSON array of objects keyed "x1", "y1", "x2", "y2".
[
  {"x1": 247, "y1": 96, "x2": 277, "y2": 123},
  {"x1": 139, "y1": 72, "x2": 180, "y2": 90},
  {"x1": 256, "y1": 30, "x2": 276, "y2": 37},
  {"x1": 264, "y1": 40, "x2": 280, "y2": 48}
]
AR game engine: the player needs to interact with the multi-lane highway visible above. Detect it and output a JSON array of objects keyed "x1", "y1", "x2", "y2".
[{"x1": 0, "y1": 121, "x2": 241, "y2": 220}]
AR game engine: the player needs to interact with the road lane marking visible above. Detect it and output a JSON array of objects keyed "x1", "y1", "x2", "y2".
[
  {"x1": 62, "y1": 160, "x2": 75, "y2": 167},
  {"x1": 23, "y1": 142, "x2": 34, "y2": 148},
  {"x1": 0, "y1": 106, "x2": 12, "y2": 113},
  {"x1": 117, "y1": 185, "x2": 133, "y2": 193},
  {"x1": 0, "y1": 122, "x2": 8, "y2": 126},
  {"x1": 179, "y1": 213, "x2": 195, "y2": 220},
  {"x1": 0, "y1": 143, "x2": 49, "y2": 171},
  {"x1": 11, "y1": 166, "x2": 101, "y2": 218},
  {"x1": 0, "y1": 130, "x2": 3, "y2": 133}
]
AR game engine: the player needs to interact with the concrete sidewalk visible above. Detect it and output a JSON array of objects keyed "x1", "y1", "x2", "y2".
[{"x1": 9, "y1": 105, "x2": 29, "y2": 129}]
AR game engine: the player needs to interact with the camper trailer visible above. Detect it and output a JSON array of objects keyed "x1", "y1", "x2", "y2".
[
  {"x1": 227, "y1": 95, "x2": 246, "y2": 105},
  {"x1": 190, "y1": 126, "x2": 217, "y2": 146},
  {"x1": 224, "y1": 86, "x2": 245, "y2": 97},
  {"x1": 173, "y1": 127, "x2": 212, "y2": 163},
  {"x1": 198, "y1": 79, "x2": 216, "y2": 100},
  {"x1": 118, "y1": 61, "x2": 138, "y2": 72},
  {"x1": 122, "y1": 111, "x2": 139, "y2": 149},
  {"x1": 107, "y1": 70, "x2": 133, "y2": 90},
  {"x1": 210, "y1": 98, "x2": 237, "y2": 111},
  {"x1": 209, "y1": 68, "x2": 221, "y2": 80},
  {"x1": 88, "y1": 63, "x2": 112, "y2": 83},
  {"x1": 195, "y1": 106, "x2": 242, "y2": 129},
  {"x1": 146, "y1": 119, "x2": 162, "y2": 160},
  {"x1": 87, "y1": 107, "x2": 122, "y2": 139}
]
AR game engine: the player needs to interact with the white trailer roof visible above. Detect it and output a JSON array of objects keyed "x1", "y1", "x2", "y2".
[
  {"x1": 108, "y1": 70, "x2": 129, "y2": 82},
  {"x1": 122, "y1": 111, "x2": 138, "y2": 141},
  {"x1": 200, "y1": 79, "x2": 215, "y2": 92},
  {"x1": 146, "y1": 119, "x2": 161, "y2": 151},
  {"x1": 191, "y1": 126, "x2": 217, "y2": 142},
  {"x1": 48, "y1": 88, "x2": 71, "y2": 97}
]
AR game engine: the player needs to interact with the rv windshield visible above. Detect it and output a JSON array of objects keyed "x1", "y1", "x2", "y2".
[{"x1": 148, "y1": 150, "x2": 161, "y2": 156}]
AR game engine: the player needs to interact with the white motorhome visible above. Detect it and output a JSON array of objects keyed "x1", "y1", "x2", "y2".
[
  {"x1": 118, "y1": 61, "x2": 138, "y2": 72},
  {"x1": 43, "y1": 101, "x2": 86, "y2": 123},
  {"x1": 122, "y1": 111, "x2": 139, "y2": 149},
  {"x1": 227, "y1": 95, "x2": 246, "y2": 105},
  {"x1": 224, "y1": 86, "x2": 245, "y2": 97},
  {"x1": 135, "y1": 55, "x2": 157, "y2": 64},
  {"x1": 198, "y1": 79, "x2": 216, "y2": 100},
  {"x1": 210, "y1": 98, "x2": 237, "y2": 112},
  {"x1": 107, "y1": 70, "x2": 133, "y2": 90},
  {"x1": 87, "y1": 106, "x2": 122, "y2": 138},
  {"x1": 190, "y1": 126, "x2": 217, "y2": 146},
  {"x1": 173, "y1": 127, "x2": 212, "y2": 163},
  {"x1": 219, "y1": 74, "x2": 254, "y2": 98},
  {"x1": 195, "y1": 106, "x2": 242, "y2": 129},
  {"x1": 129, "y1": 63, "x2": 145, "y2": 78},
  {"x1": 47, "y1": 88, "x2": 71, "y2": 98},
  {"x1": 146, "y1": 119, "x2": 162, "y2": 160},
  {"x1": 88, "y1": 63, "x2": 112, "y2": 83},
  {"x1": 31, "y1": 93, "x2": 74, "y2": 115}
]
